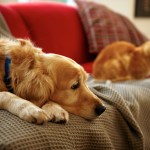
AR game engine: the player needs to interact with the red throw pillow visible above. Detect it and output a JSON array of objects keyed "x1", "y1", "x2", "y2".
[{"x1": 75, "y1": 0, "x2": 148, "y2": 54}]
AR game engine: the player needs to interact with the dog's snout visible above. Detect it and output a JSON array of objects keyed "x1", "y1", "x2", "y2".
[{"x1": 95, "y1": 105, "x2": 106, "y2": 116}]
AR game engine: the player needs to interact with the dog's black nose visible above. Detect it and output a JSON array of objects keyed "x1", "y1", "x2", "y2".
[{"x1": 95, "y1": 105, "x2": 106, "y2": 116}]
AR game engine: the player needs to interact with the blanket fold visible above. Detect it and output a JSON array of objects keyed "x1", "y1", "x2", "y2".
[
  {"x1": 87, "y1": 76, "x2": 150, "y2": 149},
  {"x1": 1, "y1": 76, "x2": 150, "y2": 150},
  {"x1": 0, "y1": 12, "x2": 13, "y2": 38}
]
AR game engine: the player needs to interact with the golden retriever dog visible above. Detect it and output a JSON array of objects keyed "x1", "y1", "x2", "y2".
[
  {"x1": 93, "y1": 41, "x2": 150, "y2": 82},
  {"x1": 0, "y1": 38, "x2": 106, "y2": 124}
]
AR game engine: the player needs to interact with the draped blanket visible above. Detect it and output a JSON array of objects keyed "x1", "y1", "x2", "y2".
[
  {"x1": 87, "y1": 76, "x2": 150, "y2": 150},
  {"x1": 0, "y1": 75, "x2": 150, "y2": 150}
]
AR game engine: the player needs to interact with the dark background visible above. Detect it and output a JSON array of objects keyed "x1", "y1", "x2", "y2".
[{"x1": 135, "y1": 0, "x2": 150, "y2": 17}]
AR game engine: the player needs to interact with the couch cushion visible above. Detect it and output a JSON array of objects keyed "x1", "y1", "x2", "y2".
[
  {"x1": 75, "y1": 0, "x2": 148, "y2": 54},
  {"x1": 0, "y1": 5, "x2": 31, "y2": 38},
  {"x1": 4, "y1": 2, "x2": 92, "y2": 64},
  {"x1": 81, "y1": 61, "x2": 93, "y2": 73}
]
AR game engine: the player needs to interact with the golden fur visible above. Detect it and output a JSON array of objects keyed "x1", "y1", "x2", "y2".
[
  {"x1": 0, "y1": 38, "x2": 105, "y2": 124},
  {"x1": 93, "y1": 41, "x2": 150, "y2": 81}
]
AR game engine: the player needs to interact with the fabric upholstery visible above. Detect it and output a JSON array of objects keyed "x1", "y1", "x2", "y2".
[
  {"x1": 0, "y1": 3, "x2": 92, "y2": 64},
  {"x1": 75, "y1": 0, "x2": 148, "y2": 54},
  {"x1": 0, "y1": 12, "x2": 14, "y2": 39},
  {"x1": 81, "y1": 61, "x2": 93, "y2": 73},
  {"x1": 1, "y1": 76, "x2": 150, "y2": 149},
  {"x1": 0, "y1": 5, "x2": 31, "y2": 39}
]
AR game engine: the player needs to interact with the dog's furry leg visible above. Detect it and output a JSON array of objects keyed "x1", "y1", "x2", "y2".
[
  {"x1": 42, "y1": 101, "x2": 69, "y2": 123},
  {"x1": 0, "y1": 92, "x2": 49, "y2": 124}
]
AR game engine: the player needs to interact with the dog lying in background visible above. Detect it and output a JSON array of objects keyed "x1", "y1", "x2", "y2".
[
  {"x1": 0, "y1": 38, "x2": 106, "y2": 124},
  {"x1": 93, "y1": 41, "x2": 150, "y2": 82}
]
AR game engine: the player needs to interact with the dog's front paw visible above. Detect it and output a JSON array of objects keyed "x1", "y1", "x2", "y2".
[
  {"x1": 19, "y1": 105, "x2": 49, "y2": 124},
  {"x1": 42, "y1": 102, "x2": 69, "y2": 123},
  {"x1": 50, "y1": 108, "x2": 69, "y2": 124}
]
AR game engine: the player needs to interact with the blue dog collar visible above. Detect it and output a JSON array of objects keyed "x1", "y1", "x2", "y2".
[{"x1": 4, "y1": 56, "x2": 13, "y2": 93}]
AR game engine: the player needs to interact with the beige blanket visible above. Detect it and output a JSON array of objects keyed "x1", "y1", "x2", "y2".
[
  {"x1": 88, "y1": 76, "x2": 150, "y2": 150},
  {"x1": 0, "y1": 75, "x2": 150, "y2": 149}
]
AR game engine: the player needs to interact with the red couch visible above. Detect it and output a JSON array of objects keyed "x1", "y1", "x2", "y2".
[{"x1": 0, "y1": 2, "x2": 94, "y2": 73}]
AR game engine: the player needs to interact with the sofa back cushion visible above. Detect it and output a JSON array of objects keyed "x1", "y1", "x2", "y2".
[
  {"x1": 0, "y1": 2, "x2": 92, "y2": 64},
  {"x1": 75, "y1": 0, "x2": 148, "y2": 54},
  {"x1": 0, "y1": 4, "x2": 31, "y2": 38}
]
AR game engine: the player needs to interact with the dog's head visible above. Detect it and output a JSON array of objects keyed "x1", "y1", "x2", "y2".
[
  {"x1": 10, "y1": 39, "x2": 106, "y2": 120},
  {"x1": 43, "y1": 54, "x2": 106, "y2": 120}
]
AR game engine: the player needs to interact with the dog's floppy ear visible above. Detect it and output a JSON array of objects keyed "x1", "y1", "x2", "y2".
[
  {"x1": 15, "y1": 72, "x2": 55, "y2": 104},
  {"x1": 28, "y1": 74, "x2": 55, "y2": 104}
]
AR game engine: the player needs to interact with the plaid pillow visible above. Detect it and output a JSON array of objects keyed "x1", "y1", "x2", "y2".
[{"x1": 75, "y1": 0, "x2": 148, "y2": 54}]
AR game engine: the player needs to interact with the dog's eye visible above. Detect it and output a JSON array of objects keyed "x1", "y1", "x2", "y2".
[{"x1": 71, "y1": 81, "x2": 80, "y2": 90}]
